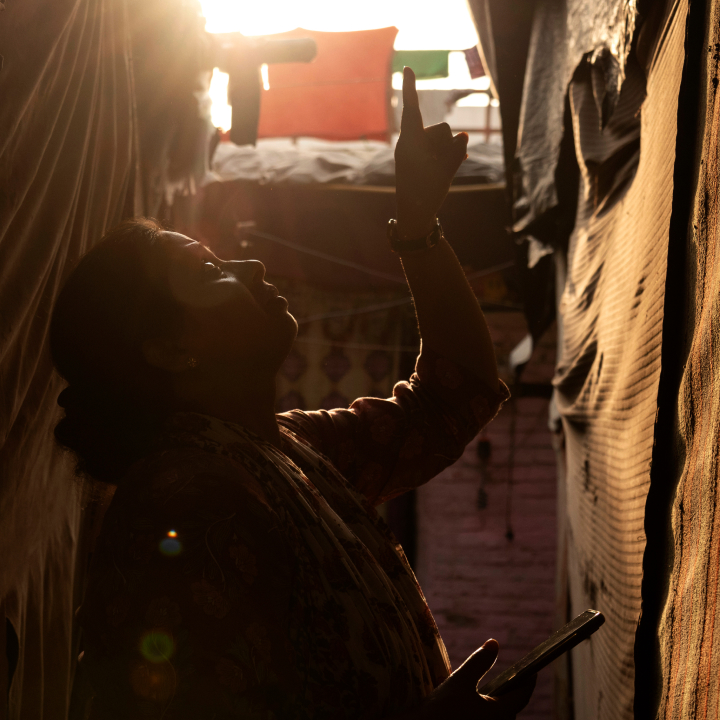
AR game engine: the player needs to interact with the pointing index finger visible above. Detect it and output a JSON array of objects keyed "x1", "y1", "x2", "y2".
[{"x1": 401, "y1": 66, "x2": 424, "y2": 136}]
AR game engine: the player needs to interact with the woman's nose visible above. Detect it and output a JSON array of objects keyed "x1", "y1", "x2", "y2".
[{"x1": 230, "y1": 260, "x2": 266, "y2": 285}]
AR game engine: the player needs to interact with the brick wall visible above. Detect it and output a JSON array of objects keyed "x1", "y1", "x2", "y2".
[{"x1": 416, "y1": 313, "x2": 558, "y2": 718}]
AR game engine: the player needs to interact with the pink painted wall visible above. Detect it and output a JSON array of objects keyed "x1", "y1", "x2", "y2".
[{"x1": 416, "y1": 314, "x2": 558, "y2": 719}]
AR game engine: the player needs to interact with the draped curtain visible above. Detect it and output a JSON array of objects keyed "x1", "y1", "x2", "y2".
[{"x1": 0, "y1": 0, "x2": 137, "y2": 714}]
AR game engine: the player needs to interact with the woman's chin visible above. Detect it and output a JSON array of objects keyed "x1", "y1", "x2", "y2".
[
  {"x1": 287, "y1": 312, "x2": 299, "y2": 343},
  {"x1": 275, "y1": 311, "x2": 299, "y2": 353},
  {"x1": 265, "y1": 295, "x2": 289, "y2": 313}
]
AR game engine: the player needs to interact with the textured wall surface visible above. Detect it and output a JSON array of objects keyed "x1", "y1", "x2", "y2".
[
  {"x1": 416, "y1": 313, "x2": 558, "y2": 720},
  {"x1": 652, "y1": 0, "x2": 720, "y2": 713}
]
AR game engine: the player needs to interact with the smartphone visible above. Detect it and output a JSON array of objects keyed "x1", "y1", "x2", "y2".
[{"x1": 477, "y1": 609, "x2": 605, "y2": 697}]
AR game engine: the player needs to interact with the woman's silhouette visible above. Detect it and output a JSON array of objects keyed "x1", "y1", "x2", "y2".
[{"x1": 50, "y1": 68, "x2": 535, "y2": 719}]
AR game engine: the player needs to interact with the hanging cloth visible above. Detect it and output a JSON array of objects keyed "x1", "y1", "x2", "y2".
[
  {"x1": 392, "y1": 50, "x2": 451, "y2": 79},
  {"x1": 463, "y1": 46, "x2": 486, "y2": 79}
]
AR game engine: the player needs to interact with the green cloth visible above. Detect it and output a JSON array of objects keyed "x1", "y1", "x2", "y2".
[{"x1": 392, "y1": 50, "x2": 450, "y2": 79}]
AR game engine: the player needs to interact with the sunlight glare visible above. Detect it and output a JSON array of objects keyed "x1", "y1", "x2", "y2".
[
  {"x1": 199, "y1": 0, "x2": 479, "y2": 50},
  {"x1": 457, "y1": 92, "x2": 490, "y2": 107},
  {"x1": 209, "y1": 69, "x2": 232, "y2": 131},
  {"x1": 202, "y1": 0, "x2": 486, "y2": 131}
]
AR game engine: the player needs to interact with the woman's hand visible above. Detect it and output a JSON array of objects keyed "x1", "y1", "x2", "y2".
[
  {"x1": 394, "y1": 66, "x2": 469, "y2": 240},
  {"x1": 418, "y1": 639, "x2": 536, "y2": 720}
]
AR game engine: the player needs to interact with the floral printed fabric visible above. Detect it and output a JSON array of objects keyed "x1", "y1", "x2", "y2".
[{"x1": 79, "y1": 351, "x2": 508, "y2": 719}]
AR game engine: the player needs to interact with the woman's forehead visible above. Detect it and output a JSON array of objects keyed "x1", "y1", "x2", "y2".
[
  {"x1": 161, "y1": 231, "x2": 200, "y2": 252},
  {"x1": 160, "y1": 232, "x2": 216, "y2": 263}
]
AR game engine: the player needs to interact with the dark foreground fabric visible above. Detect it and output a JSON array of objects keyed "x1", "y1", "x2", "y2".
[
  {"x1": 79, "y1": 354, "x2": 507, "y2": 718},
  {"x1": 0, "y1": 0, "x2": 136, "y2": 715}
]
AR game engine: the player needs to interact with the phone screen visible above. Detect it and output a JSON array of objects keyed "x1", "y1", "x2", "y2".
[{"x1": 477, "y1": 609, "x2": 605, "y2": 697}]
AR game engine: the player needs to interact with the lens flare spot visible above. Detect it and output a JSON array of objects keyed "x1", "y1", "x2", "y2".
[
  {"x1": 140, "y1": 631, "x2": 175, "y2": 663},
  {"x1": 167, "y1": 529, "x2": 177, "y2": 538},
  {"x1": 159, "y1": 538, "x2": 182, "y2": 556},
  {"x1": 130, "y1": 660, "x2": 176, "y2": 700}
]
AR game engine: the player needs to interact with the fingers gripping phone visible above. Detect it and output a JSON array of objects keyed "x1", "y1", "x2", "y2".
[{"x1": 477, "y1": 609, "x2": 605, "y2": 697}]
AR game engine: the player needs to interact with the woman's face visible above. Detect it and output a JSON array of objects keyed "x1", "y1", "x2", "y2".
[{"x1": 159, "y1": 232, "x2": 297, "y2": 372}]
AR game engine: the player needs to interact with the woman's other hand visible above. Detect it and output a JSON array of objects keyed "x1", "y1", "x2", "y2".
[
  {"x1": 394, "y1": 66, "x2": 469, "y2": 240},
  {"x1": 419, "y1": 639, "x2": 536, "y2": 720}
]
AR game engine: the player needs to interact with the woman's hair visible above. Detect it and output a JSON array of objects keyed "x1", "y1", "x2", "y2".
[{"x1": 50, "y1": 219, "x2": 183, "y2": 483}]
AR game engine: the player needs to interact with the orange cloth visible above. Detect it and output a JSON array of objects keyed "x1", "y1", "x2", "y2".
[{"x1": 258, "y1": 27, "x2": 398, "y2": 142}]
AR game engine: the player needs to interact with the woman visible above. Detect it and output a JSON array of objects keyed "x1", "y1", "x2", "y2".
[{"x1": 51, "y1": 69, "x2": 535, "y2": 719}]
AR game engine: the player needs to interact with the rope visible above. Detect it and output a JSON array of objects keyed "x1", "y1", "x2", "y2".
[
  {"x1": 246, "y1": 228, "x2": 515, "y2": 286},
  {"x1": 296, "y1": 296, "x2": 412, "y2": 324},
  {"x1": 292, "y1": 261, "x2": 519, "y2": 324},
  {"x1": 245, "y1": 229, "x2": 407, "y2": 284},
  {"x1": 293, "y1": 336, "x2": 420, "y2": 353},
  {"x1": 243, "y1": 227, "x2": 518, "y2": 323}
]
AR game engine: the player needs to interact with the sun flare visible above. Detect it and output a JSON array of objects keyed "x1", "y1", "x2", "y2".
[
  {"x1": 201, "y1": 0, "x2": 486, "y2": 132},
  {"x1": 199, "y1": 0, "x2": 479, "y2": 50}
]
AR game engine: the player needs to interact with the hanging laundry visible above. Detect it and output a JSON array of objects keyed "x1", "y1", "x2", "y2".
[
  {"x1": 258, "y1": 27, "x2": 398, "y2": 142},
  {"x1": 392, "y1": 50, "x2": 451, "y2": 79},
  {"x1": 464, "y1": 46, "x2": 486, "y2": 79},
  {"x1": 228, "y1": 63, "x2": 262, "y2": 146}
]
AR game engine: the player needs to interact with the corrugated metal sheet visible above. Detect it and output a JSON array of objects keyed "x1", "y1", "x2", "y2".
[{"x1": 553, "y1": 1, "x2": 687, "y2": 716}]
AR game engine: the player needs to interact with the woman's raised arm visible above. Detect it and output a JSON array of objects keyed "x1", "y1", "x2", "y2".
[{"x1": 394, "y1": 67, "x2": 500, "y2": 392}]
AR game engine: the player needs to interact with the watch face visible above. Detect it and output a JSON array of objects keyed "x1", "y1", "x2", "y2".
[{"x1": 387, "y1": 219, "x2": 442, "y2": 252}]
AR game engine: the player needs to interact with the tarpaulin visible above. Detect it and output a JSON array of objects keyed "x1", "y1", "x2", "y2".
[
  {"x1": 551, "y1": 0, "x2": 687, "y2": 716},
  {"x1": 469, "y1": 0, "x2": 638, "y2": 242},
  {"x1": 0, "y1": 0, "x2": 137, "y2": 716},
  {"x1": 512, "y1": 0, "x2": 637, "y2": 238},
  {"x1": 468, "y1": 0, "x2": 720, "y2": 716},
  {"x1": 257, "y1": 27, "x2": 398, "y2": 142},
  {"x1": 392, "y1": 50, "x2": 450, "y2": 79}
]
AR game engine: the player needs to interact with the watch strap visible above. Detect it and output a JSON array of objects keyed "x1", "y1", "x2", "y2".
[{"x1": 387, "y1": 218, "x2": 443, "y2": 253}]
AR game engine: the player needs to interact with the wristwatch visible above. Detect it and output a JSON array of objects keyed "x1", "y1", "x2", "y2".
[{"x1": 387, "y1": 218, "x2": 444, "y2": 253}]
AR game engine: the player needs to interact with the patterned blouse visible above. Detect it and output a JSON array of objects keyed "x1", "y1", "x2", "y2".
[{"x1": 79, "y1": 351, "x2": 509, "y2": 719}]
